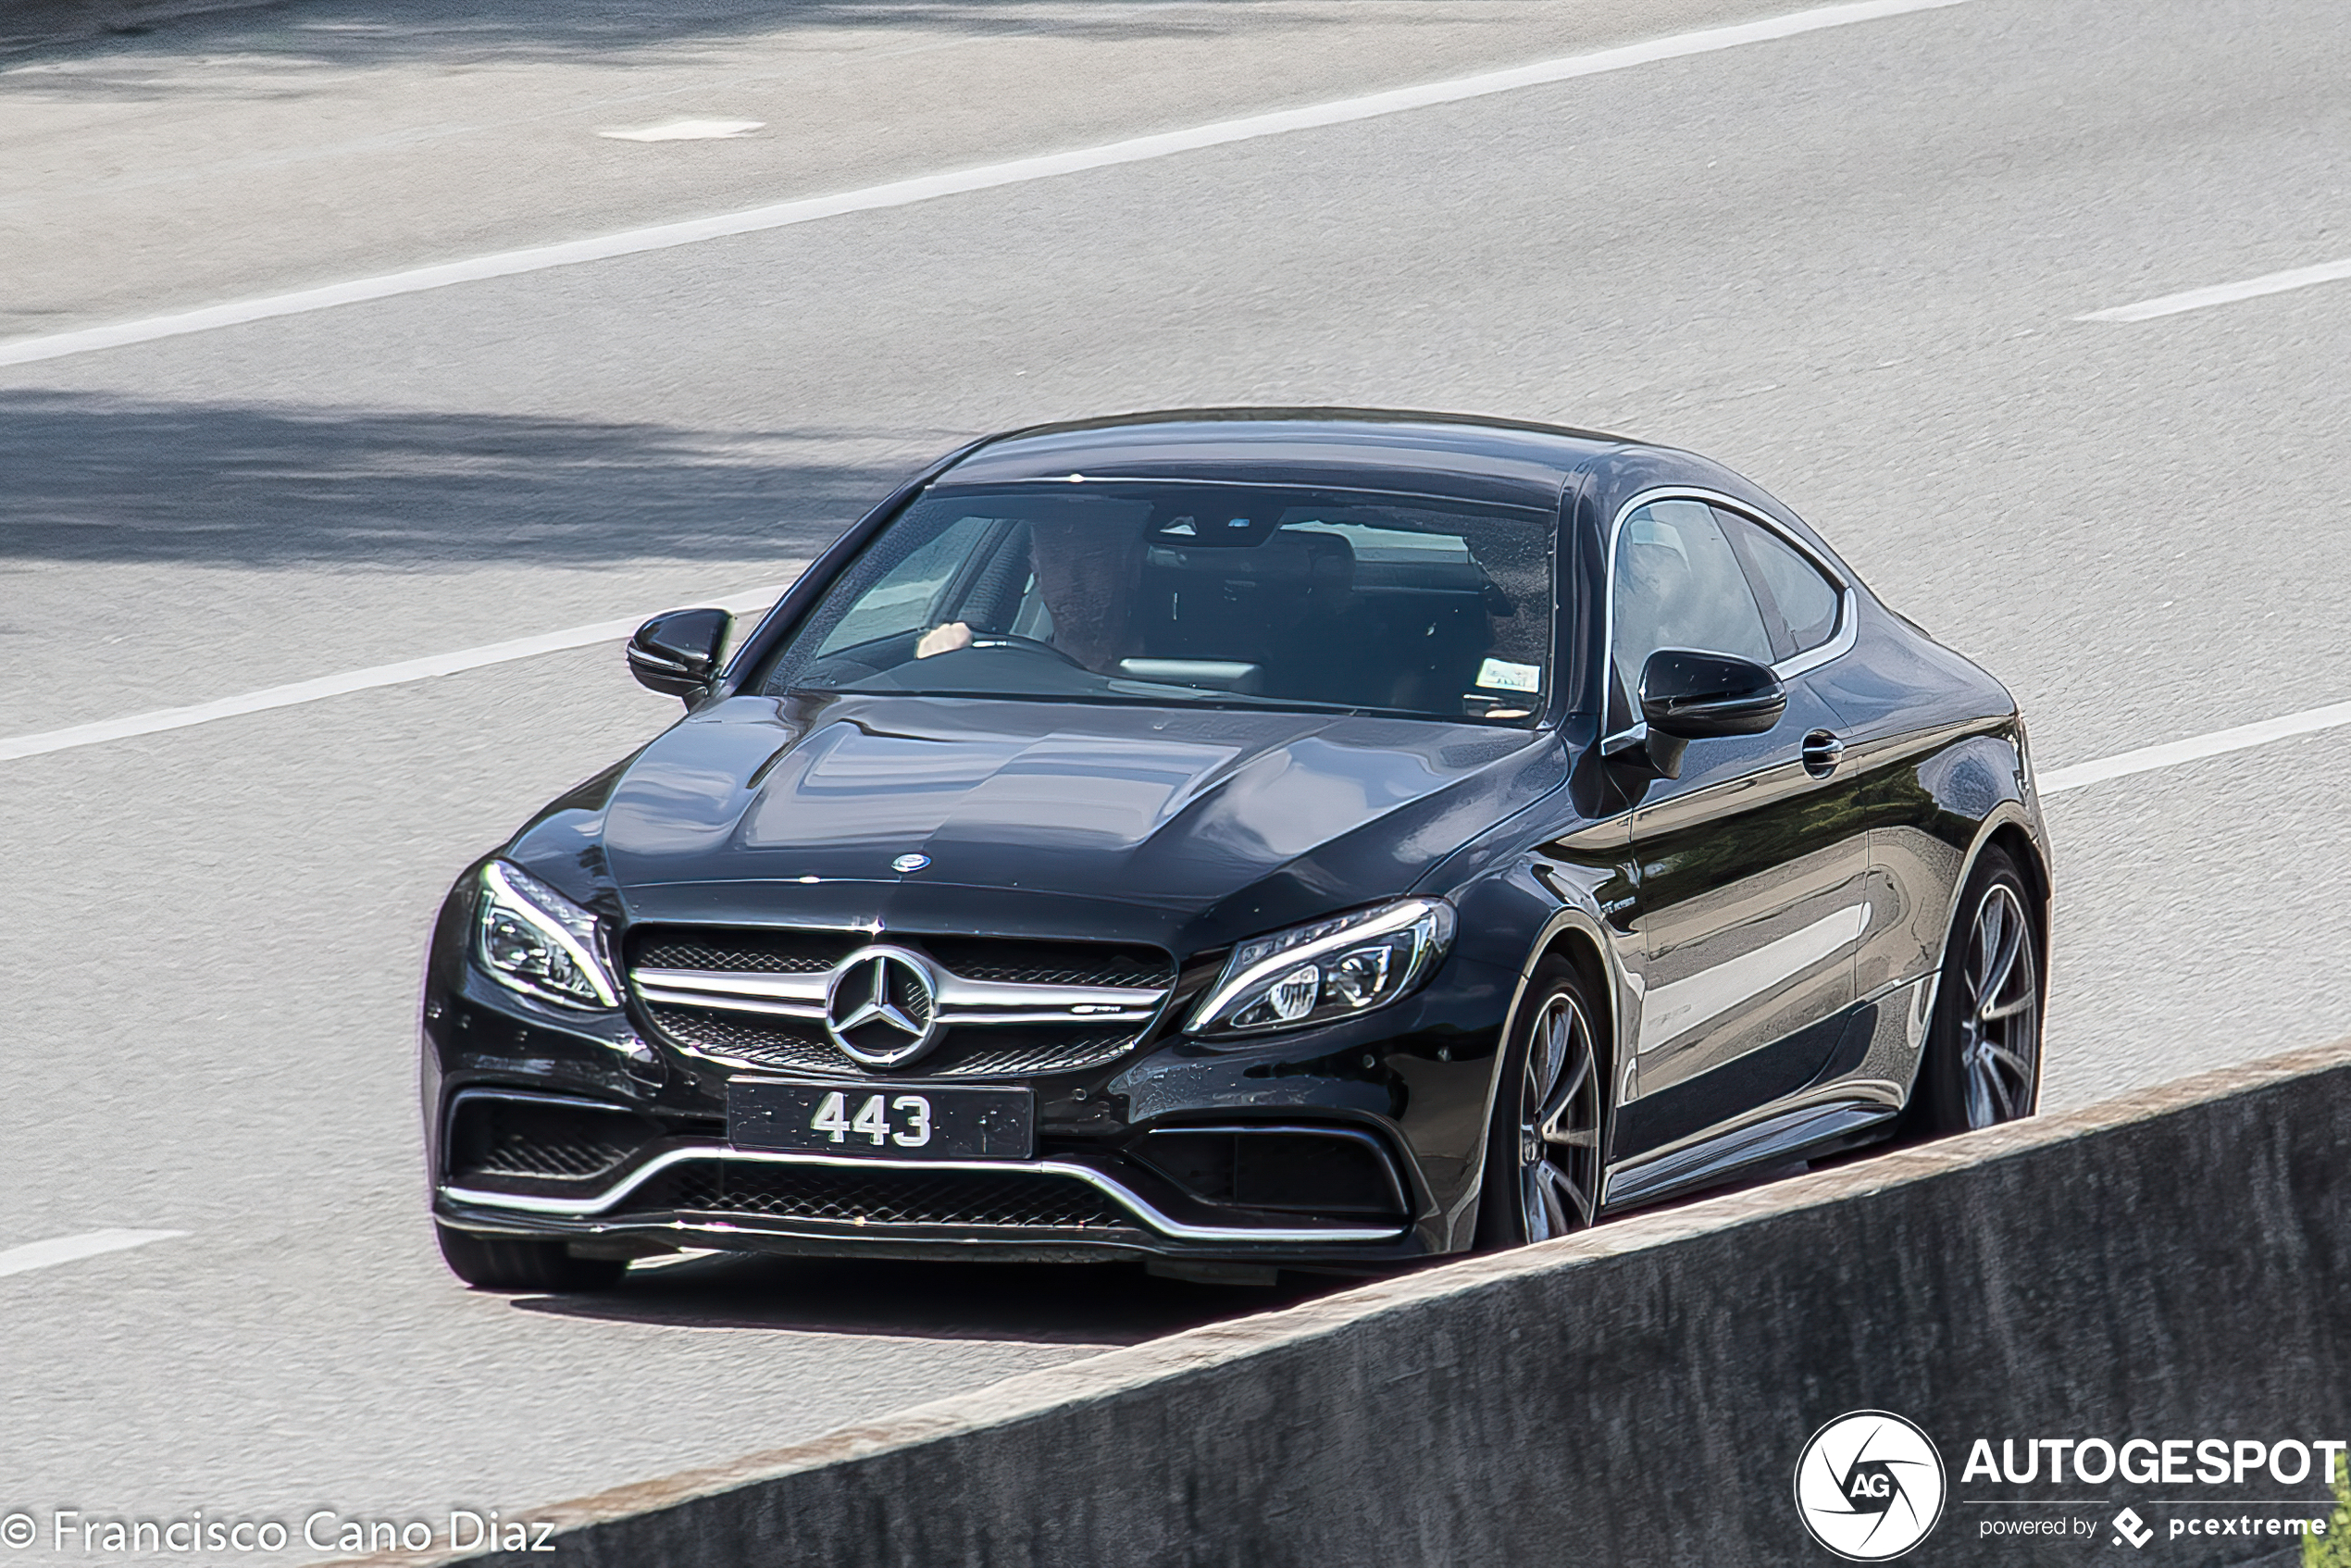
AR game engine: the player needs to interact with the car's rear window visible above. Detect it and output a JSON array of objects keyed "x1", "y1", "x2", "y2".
[{"x1": 756, "y1": 482, "x2": 1556, "y2": 723}]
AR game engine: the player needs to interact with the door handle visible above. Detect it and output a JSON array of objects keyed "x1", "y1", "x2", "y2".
[{"x1": 1802, "y1": 729, "x2": 1845, "y2": 778}]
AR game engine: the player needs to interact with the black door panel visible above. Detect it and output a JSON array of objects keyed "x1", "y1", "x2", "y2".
[
  {"x1": 1613, "y1": 1002, "x2": 1875, "y2": 1158},
  {"x1": 1620, "y1": 678, "x2": 1872, "y2": 1101}
]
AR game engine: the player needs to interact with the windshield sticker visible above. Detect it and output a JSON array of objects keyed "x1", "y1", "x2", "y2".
[{"x1": 1476, "y1": 658, "x2": 1542, "y2": 693}]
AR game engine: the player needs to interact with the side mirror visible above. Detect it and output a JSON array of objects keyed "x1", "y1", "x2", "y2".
[
  {"x1": 1602, "y1": 649, "x2": 1785, "y2": 780},
  {"x1": 628, "y1": 607, "x2": 731, "y2": 701},
  {"x1": 1640, "y1": 649, "x2": 1787, "y2": 739}
]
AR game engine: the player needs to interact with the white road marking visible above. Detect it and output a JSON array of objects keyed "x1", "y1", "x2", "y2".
[
  {"x1": 0, "y1": 0, "x2": 1972, "y2": 369},
  {"x1": 2077, "y1": 255, "x2": 2351, "y2": 323},
  {"x1": 0, "y1": 1229, "x2": 184, "y2": 1281},
  {"x1": 0, "y1": 584, "x2": 788, "y2": 764},
  {"x1": 599, "y1": 119, "x2": 765, "y2": 143},
  {"x1": 2036, "y1": 699, "x2": 2351, "y2": 796}
]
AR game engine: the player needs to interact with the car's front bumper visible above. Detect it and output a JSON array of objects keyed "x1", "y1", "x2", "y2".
[
  {"x1": 436, "y1": 1141, "x2": 1415, "y2": 1268},
  {"x1": 421, "y1": 922, "x2": 1518, "y2": 1268}
]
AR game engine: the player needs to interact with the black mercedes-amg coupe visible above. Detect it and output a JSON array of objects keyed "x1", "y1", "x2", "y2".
[{"x1": 421, "y1": 408, "x2": 2049, "y2": 1290}]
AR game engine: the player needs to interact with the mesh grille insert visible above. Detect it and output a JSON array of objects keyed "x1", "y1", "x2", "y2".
[
  {"x1": 939, "y1": 1030, "x2": 1148, "y2": 1076},
  {"x1": 921, "y1": 937, "x2": 1176, "y2": 989},
  {"x1": 448, "y1": 1097, "x2": 654, "y2": 1182},
  {"x1": 623, "y1": 1162, "x2": 1133, "y2": 1230},
  {"x1": 632, "y1": 927, "x2": 858, "y2": 975}
]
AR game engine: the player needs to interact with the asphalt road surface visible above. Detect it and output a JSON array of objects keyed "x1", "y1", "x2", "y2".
[{"x1": 4, "y1": 0, "x2": 2347, "y2": 1553}]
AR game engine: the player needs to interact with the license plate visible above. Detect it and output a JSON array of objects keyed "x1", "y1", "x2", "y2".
[{"x1": 728, "y1": 1078, "x2": 1035, "y2": 1160}]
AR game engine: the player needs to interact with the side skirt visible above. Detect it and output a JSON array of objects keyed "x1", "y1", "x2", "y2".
[
  {"x1": 1599, "y1": 974, "x2": 1935, "y2": 1213},
  {"x1": 1599, "y1": 1096, "x2": 1897, "y2": 1212}
]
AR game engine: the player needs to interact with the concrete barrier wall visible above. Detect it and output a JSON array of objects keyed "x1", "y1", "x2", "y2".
[{"x1": 414, "y1": 1039, "x2": 2351, "y2": 1568}]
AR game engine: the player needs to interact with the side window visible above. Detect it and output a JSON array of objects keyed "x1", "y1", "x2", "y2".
[
  {"x1": 812, "y1": 514, "x2": 995, "y2": 656},
  {"x1": 1611, "y1": 500, "x2": 1774, "y2": 701},
  {"x1": 1715, "y1": 506, "x2": 1841, "y2": 658}
]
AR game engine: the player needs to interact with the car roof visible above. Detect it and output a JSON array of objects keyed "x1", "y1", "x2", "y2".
[{"x1": 933, "y1": 407, "x2": 1632, "y2": 513}]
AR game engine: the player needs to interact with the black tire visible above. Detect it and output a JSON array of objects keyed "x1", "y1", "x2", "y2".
[
  {"x1": 435, "y1": 1222, "x2": 627, "y2": 1293},
  {"x1": 1904, "y1": 844, "x2": 2044, "y2": 1139},
  {"x1": 1474, "y1": 955, "x2": 1606, "y2": 1250}
]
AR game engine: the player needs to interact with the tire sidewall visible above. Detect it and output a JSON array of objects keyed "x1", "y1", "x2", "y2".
[
  {"x1": 1909, "y1": 846, "x2": 2043, "y2": 1138},
  {"x1": 436, "y1": 1221, "x2": 625, "y2": 1292},
  {"x1": 1474, "y1": 954, "x2": 1599, "y2": 1250}
]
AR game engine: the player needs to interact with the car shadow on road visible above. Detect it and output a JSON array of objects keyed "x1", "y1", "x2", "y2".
[
  {"x1": 508, "y1": 1251, "x2": 1350, "y2": 1346},
  {"x1": 0, "y1": 389, "x2": 955, "y2": 567},
  {"x1": 3, "y1": 0, "x2": 1291, "y2": 75}
]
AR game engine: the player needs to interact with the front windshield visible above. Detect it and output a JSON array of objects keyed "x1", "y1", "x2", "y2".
[{"x1": 758, "y1": 482, "x2": 1556, "y2": 723}]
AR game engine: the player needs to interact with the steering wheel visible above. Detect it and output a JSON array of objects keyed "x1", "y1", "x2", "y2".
[{"x1": 964, "y1": 634, "x2": 1086, "y2": 668}]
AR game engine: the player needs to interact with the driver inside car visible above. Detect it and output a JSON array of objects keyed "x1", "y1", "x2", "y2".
[{"x1": 914, "y1": 514, "x2": 1149, "y2": 673}]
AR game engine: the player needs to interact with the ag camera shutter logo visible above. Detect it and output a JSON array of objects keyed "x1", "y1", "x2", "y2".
[{"x1": 1795, "y1": 1411, "x2": 1947, "y2": 1560}]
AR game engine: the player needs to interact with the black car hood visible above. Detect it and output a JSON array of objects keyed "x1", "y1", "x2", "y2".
[{"x1": 566, "y1": 693, "x2": 1568, "y2": 950}]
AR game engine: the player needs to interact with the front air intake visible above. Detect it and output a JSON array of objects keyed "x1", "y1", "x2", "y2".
[
  {"x1": 617, "y1": 1162, "x2": 1136, "y2": 1231},
  {"x1": 445, "y1": 1094, "x2": 659, "y2": 1183},
  {"x1": 1139, "y1": 1126, "x2": 1410, "y2": 1217}
]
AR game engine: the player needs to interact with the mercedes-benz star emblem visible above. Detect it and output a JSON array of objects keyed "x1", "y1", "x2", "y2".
[
  {"x1": 891, "y1": 852, "x2": 930, "y2": 873},
  {"x1": 823, "y1": 945, "x2": 940, "y2": 1066}
]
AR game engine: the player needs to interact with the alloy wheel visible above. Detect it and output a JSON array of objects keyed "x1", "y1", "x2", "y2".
[
  {"x1": 1959, "y1": 881, "x2": 2040, "y2": 1128},
  {"x1": 1516, "y1": 989, "x2": 1602, "y2": 1240}
]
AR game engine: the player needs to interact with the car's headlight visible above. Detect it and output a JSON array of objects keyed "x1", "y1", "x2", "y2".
[
  {"x1": 1188, "y1": 898, "x2": 1454, "y2": 1038},
  {"x1": 474, "y1": 862, "x2": 620, "y2": 1010}
]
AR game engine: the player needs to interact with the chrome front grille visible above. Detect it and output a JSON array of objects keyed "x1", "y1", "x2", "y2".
[
  {"x1": 622, "y1": 1161, "x2": 1134, "y2": 1230},
  {"x1": 644, "y1": 1006, "x2": 1148, "y2": 1078},
  {"x1": 627, "y1": 927, "x2": 1175, "y2": 1079}
]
